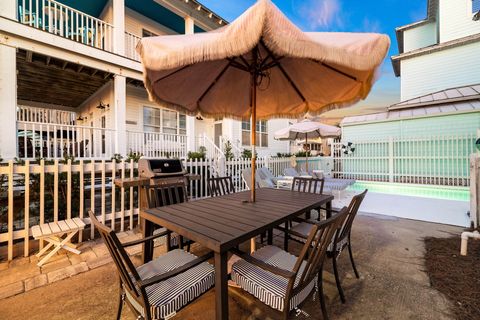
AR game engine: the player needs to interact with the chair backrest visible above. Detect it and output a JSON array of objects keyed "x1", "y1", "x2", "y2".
[
  {"x1": 88, "y1": 210, "x2": 142, "y2": 301},
  {"x1": 284, "y1": 167, "x2": 300, "y2": 177},
  {"x1": 144, "y1": 181, "x2": 188, "y2": 208},
  {"x1": 207, "y1": 176, "x2": 235, "y2": 197},
  {"x1": 287, "y1": 207, "x2": 349, "y2": 300},
  {"x1": 291, "y1": 176, "x2": 324, "y2": 195},
  {"x1": 336, "y1": 189, "x2": 368, "y2": 245}
]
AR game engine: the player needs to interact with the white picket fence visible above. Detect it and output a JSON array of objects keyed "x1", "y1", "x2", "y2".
[
  {"x1": 0, "y1": 156, "x2": 329, "y2": 260},
  {"x1": 332, "y1": 134, "x2": 476, "y2": 186}
]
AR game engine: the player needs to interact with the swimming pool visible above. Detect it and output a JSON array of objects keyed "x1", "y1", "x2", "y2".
[{"x1": 347, "y1": 181, "x2": 470, "y2": 202}]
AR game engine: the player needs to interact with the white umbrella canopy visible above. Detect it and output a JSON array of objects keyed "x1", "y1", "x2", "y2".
[
  {"x1": 137, "y1": 0, "x2": 390, "y2": 202},
  {"x1": 274, "y1": 119, "x2": 341, "y2": 171},
  {"x1": 274, "y1": 119, "x2": 341, "y2": 140}
]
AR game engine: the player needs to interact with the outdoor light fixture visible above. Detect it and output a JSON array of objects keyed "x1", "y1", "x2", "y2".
[
  {"x1": 473, "y1": 11, "x2": 480, "y2": 21},
  {"x1": 96, "y1": 101, "x2": 109, "y2": 110},
  {"x1": 76, "y1": 115, "x2": 86, "y2": 121},
  {"x1": 196, "y1": 115, "x2": 204, "y2": 120}
]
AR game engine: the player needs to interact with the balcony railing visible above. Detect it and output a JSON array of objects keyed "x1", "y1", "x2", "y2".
[
  {"x1": 17, "y1": 121, "x2": 116, "y2": 160},
  {"x1": 127, "y1": 130, "x2": 187, "y2": 158},
  {"x1": 125, "y1": 31, "x2": 141, "y2": 61},
  {"x1": 17, "y1": 105, "x2": 77, "y2": 125},
  {"x1": 18, "y1": 0, "x2": 114, "y2": 51}
]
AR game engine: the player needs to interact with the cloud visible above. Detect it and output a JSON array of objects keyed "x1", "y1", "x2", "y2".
[
  {"x1": 299, "y1": 0, "x2": 344, "y2": 30},
  {"x1": 360, "y1": 17, "x2": 382, "y2": 33}
]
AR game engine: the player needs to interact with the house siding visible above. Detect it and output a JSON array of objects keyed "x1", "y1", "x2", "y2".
[
  {"x1": 439, "y1": 0, "x2": 480, "y2": 43},
  {"x1": 400, "y1": 41, "x2": 480, "y2": 100},
  {"x1": 342, "y1": 112, "x2": 480, "y2": 141},
  {"x1": 403, "y1": 22, "x2": 437, "y2": 52}
]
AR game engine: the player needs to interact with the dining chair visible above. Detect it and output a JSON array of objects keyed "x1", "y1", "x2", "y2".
[
  {"x1": 287, "y1": 189, "x2": 368, "y2": 303},
  {"x1": 231, "y1": 207, "x2": 349, "y2": 320},
  {"x1": 143, "y1": 181, "x2": 191, "y2": 251},
  {"x1": 207, "y1": 176, "x2": 235, "y2": 197},
  {"x1": 88, "y1": 210, "x2": 215, "y2": 320}
]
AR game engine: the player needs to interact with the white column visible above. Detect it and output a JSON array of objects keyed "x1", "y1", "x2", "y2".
[
  {"x1": 185, "y1": 16, "x2": 195, "y2": 35},
  {"x1": 112, "y1": 0, "x2": 125, "y2": 55},
  {"x1": 0, "y1": 45, "x2": 18, "y2": 160},
  {"x1": 0, "y1": 0, "x2": 17, "y2": 19},
  {"x1": 185, "y1": 16, "x2": 196, "y2": 153},
  {"x1": 114, "y1": 75, "x2": 127, "y2": 156}
]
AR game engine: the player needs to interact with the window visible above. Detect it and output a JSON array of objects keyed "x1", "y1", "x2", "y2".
[
  {"x1": 142, "y1": 29, "x2": 158, "y2": 38},
  {"x1": 473, "y1": 0, "x2": 480, "y2": 13},
  {"x1": 242, "y1": 120, "x2": 268, "y2": 147},
  {"x1": 143, "y1": 106, "x2": 186, "y2": 135}
]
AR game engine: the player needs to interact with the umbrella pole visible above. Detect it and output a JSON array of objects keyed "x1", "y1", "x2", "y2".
[
  {"x1": 250, "y1": 75, "x2": 257, "y2": 203},
  {"x1": 305, "y1": 135, "x2": 309, "y2": 173}
]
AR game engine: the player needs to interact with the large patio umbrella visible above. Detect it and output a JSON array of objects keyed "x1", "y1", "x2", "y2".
[
  {"x1": 274, "y1": 119, "x2": 341, "y2": 171},
  {"x1": 137, "y1": 0, "x2": 390, "y2": 202}
]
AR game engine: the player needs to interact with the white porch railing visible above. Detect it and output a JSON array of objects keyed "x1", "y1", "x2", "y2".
[
  {"x1": 17, "y1": 105, "x2": 76, "y2": 125},
  {"x1": 125, "y1": 31, "x2": 141, "y2": 61},
  {"x1": 18, "y1": 0, "x2": 114, "y2": 51},
  {"x1": 332, "y1": 134, "x2": 476, "y2": 186},
  {"x1": 126, "y1": 130, "x2": 188, "y2": 158},
  {"x1": 17, "y1": 121, "x2": 116, "y2": 160}
]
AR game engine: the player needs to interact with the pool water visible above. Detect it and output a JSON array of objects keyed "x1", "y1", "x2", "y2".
[{"x1": 348, "y1": 181, "x2": 470, "y2": 202}]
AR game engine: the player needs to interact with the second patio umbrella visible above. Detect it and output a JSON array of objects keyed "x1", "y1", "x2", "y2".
[
  {"x1": 274, "y1": 119, "x2": 341, "y2": 171},
  {"x1": 137, "y1": 0, "x2": 390, "y2": 202}
]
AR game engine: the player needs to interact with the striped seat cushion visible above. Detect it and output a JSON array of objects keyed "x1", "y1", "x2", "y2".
[
  {"x1": 128, "y1": 249, "x2": 215, "y2": 319},
  {"x1": 290, "y1": 222, "x2": 348, "y2": 252},
  {"x1": 231, "y1": 245, "x2": 316, "y2": 312}
]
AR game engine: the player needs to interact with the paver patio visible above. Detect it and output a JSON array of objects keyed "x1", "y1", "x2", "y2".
[{"x1": 0, "y1": 213, "x2": 461, "y2": 319}]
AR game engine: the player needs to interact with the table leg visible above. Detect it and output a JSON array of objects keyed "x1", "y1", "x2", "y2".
[
  {"x1": 267, "y1": 229, "x2": 273, "y2": 245},
  {"x1": 326, "y1": 200, "x2": 332, "y2": 219},
  {"x1": 214, "y1": 252, "x2": 229, "y2": 320},
  {"x1": 141, "y1": 217, "x2": 154, "y2": 264}
]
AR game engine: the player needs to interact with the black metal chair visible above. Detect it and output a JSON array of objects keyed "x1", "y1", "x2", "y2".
[
  {"x1": 207, "y1": 176, "x2": 235, "y2": 197},
  {"x1": 230, "y1": 207, "x2": 349, "y2": 320},
  {"x1": 88, "y1": 210, "x2": 214, "y2": 320},
  {"x1": 143, "y1": 181, "x2": 190, "y2": 251},
  {"x1": 287, "y1": 189, "x2": 368, "y2": 304}
]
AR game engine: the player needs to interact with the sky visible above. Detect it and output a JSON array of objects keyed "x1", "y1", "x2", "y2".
[{"x1": 199, "y1": 0, "x2": 430, "y2": 121}]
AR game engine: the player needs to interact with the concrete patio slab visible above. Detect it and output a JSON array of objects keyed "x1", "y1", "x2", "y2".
[{"x1": 0, "y1": 214, "x2": 461, "y2": 319}]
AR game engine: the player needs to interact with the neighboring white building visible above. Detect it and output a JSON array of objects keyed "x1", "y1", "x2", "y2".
[
  {"x1": 391, "y1": 0, "x2": 480, "y2": 101},
  {"x1": 0, "y1": 0, "x2": 290, "y2": 161},
  {"x1": 341, "y1": 0, "x2": 480, "y2": 138}
]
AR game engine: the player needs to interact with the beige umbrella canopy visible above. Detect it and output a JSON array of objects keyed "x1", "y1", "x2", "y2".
[{"x1": 137, "y1": 0, "x2": 390, "y2": 202}]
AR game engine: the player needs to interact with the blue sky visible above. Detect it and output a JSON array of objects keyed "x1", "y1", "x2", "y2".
[{"x1": 199, "y1": 0, "x2": 430, "y2": 119}]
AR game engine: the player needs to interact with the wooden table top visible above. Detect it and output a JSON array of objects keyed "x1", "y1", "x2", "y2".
[{"x1": 142, "y1": 188, "x2": 333, "y2": 252}]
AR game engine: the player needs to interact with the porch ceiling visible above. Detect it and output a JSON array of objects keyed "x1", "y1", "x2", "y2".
[{"x1": 16, "y1": 49, "x2": 114, "y2": 107}]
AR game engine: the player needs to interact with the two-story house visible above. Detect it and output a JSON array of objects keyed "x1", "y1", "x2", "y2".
[
  {"x1": 0, "y1": 0, "x2": 291, "y2": 161},
  {"x1": 340, "y1": 0, "x2": 480, "y2": 140}
]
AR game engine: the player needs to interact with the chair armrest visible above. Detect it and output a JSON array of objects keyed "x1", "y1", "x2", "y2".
[
  {"x1": 139, "y1": 252, "x2": 214, "y2": 289},
  {"x1": 121, "y1": 229, "x2": 171, "y2": 248},
  {"x1": 231, "y1": 248, "x2": 295, "y2": 279}
]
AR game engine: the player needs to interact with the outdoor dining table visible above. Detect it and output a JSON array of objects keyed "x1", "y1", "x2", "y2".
[{"x1": 141, "y1": 188, "x2": 333, "y2": 320}]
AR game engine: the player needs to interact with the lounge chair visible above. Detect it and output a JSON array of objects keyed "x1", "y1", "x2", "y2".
[{"x1": 242, "y1": 167, "x2": 274, "y2": 189}]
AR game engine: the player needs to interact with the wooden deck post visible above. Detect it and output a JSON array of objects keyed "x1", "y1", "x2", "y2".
[{"x1": 112, "y1": 0, "x2": 125, "y2": 55}]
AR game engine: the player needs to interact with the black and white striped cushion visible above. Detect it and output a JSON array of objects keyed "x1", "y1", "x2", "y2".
[
  {"x1": 231, "y1": 245, "x2": 316, "y2": 312},
  {"x1": 128, "y1": 249, "x2": 215, "y2": 319},
  {"x1": 290, "y1": 222, "x2": 348, "y2": 252}
]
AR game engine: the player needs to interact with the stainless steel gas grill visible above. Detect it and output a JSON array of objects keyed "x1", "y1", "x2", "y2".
[{"x1": 139, "y1": 159, "x2": 188, "y2": 185}]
